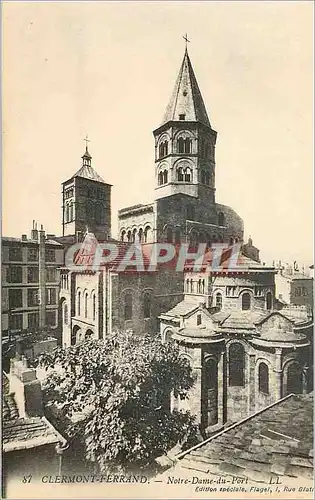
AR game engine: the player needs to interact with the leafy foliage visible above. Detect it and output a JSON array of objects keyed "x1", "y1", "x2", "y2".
[{"x1": 37, "y1": 331, "x2": 197, "y2": 472}]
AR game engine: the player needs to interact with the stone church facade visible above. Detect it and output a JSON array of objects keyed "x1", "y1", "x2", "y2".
[{"x1": 58, "y1": 48, "x2": 313, "y2": 433}]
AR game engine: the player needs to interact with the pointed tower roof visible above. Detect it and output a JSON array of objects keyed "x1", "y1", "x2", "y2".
[
  {"x1": 163, "y1": 48, "x2": 211, "y2": 127},
  {"x1": 71, "y1": 146, "x2": 105, "y2": 183}
]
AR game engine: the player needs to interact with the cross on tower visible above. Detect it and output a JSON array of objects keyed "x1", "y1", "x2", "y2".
[
  {"x1": 183, "y1": 33, "x2": 191, "y2": 49},
  {"x1": 84, "y1": 134, "x2": 90, "y2": 149}
]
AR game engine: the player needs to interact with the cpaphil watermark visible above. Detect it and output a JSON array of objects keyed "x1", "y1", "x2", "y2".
[{"x1": 65, "y1": 238, "x2": 243, "y2": 274}]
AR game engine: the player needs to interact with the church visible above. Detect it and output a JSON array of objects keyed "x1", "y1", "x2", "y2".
[{"x1": 58, "y1": 47, "x2": 313, "y2": 433}]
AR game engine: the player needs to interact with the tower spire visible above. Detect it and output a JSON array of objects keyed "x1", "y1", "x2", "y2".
[
  {"x1": 82, "y1": 135, "x2": 92, "y2": 166},
  {"x1": 162, "y1": 48, "x2": 211, "y2": 127}
]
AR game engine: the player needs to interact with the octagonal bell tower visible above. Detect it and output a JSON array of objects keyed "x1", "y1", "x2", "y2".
[{"x1": 153, "y1": 48, "x2": 217, "y2": 202}]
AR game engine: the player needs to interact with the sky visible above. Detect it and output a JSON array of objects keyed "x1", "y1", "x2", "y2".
[{"x1": 2, "y1": 1, "x2": 313, "y2": 267}]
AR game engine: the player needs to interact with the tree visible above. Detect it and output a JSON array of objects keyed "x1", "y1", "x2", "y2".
[{"x1": 36, "y1": 331, "x2": 197, "y2": 472}]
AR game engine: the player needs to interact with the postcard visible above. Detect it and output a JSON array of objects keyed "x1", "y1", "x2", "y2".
[{"x1": 2, "y1": 1, "x2": 313, "y2": 499}]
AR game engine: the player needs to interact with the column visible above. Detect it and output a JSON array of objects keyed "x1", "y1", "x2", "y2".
[{"x1": 274, "y1": 348, "x2": 283, "y2": 400}]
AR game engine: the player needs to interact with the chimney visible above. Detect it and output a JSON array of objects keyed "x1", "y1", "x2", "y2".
[
  {"x1": 31, "y1": 220, "x2": 39, "y2": 241},
  {"x1": 9, "y1": 357, "x2": 43, "y2": 417}
]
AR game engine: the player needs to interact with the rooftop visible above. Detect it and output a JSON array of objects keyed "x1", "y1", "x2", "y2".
[{"x1": 156, "y1": 393, "x2": 313, "y2": 485}]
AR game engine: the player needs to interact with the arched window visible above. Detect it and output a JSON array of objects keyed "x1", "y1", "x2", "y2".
[
  {"x1": 159, "y1": 143, "x2": 163, "y2": 158},
  {"x1": 138, "y1": 228, "x2": 143, "y2": 243},
  {"x1": 215, "y1": 293, "x2": 222, "y2": 310},
  {"x1": 242, "y1": 292, "x2": 251, "y2": 311},
  {"x1": 69, "y1": 201, "x2": 74, "y2": 221},
  {"x1": 64, "y1": 304, "x2": 68, "y2": 325},
  {"x1": 77, "y1": 291, "x2": 81, "y2": 316},
  {"x1": 166, "y1": 227, "x2": 173, "y2": 243},
  {"x1": 184, "y1": 138, "x2": 192, "y2": 153},
  {"x1": 92, "y1": 294, "x2": 96, "y2": 321},
  {"x1": 177, "y1": 137, "x2": 185, "y2": 153},
  {"x1": 286, "y1": 363, "x2": 303, "y2": 395},
  {"x1": 127, "y1": 230, "x2": 132, "y2": 242},
  {"x1": 201, "y1": 171, "x2": 205, "y2": 184},
  {"x1": 164, "y1": 141, "x2": 168, "y2": 156},
  {"x1": 132, "y1": 228, "x2": 137, "y2": 243},
  {"x1": 121, "y1": 230, "x2": 126, "y2": 242},
  {"x1": 258, "y1": 363, "x2": 269, "y2": 394},
  {"x1": 158, "y1": 172, "x2": 163, "y2": 185},
  {"x1": 175, "y1": 228, "x2": 181, "y2": 244},
  {"x1": 144, "y1": 225, "x2": 151, "y2": 243},
  {"x1": 65, "y1": 204, "x2": 70, "y2": 223},
  {"x1": 229, "y1": 343, "x2": 245, "y2": 386},
  {"x1": 124, "y1": 293, "x2": 132, "y2": 321},
  {"x1": 197, "y1": 313, "x2": 202, "y2": 326},
  {"x1": 84, "y1": 293, "x2": 88, "y2": 318},
  {"x1": 143, "y1": 293, "x2": 152, "y2": 319},
  {"x1": 190, "y1": 279, "x2": 194, "y2": 293},
  {"x1": 218, "y1": 212, "x2": 225, "y2": 226},
  {"x1": 177, "y1": 167, "x2": 184, "y2": 181},
  {"x1": 163, "y1": 170, "x2": 168, "y2": 184},
  {"x1": 266, "y1": 292, "x2": 272, "y2": 310},
  {"x1": 197, "y1": 279, "x2": 201, "y2": 293}
]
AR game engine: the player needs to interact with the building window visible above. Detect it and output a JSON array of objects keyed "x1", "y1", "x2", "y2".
[
  {"x1": 179, "y1": 114, "x2": 185, "y2": 120},
  {"x1": 9, "y1": 289, "x2": 23, "y2": 309},
  {"x1": 121, "y1": 230, "x2": 126, "y2": 242},
  {"x1": 184, "y1": 138, "x2": 192, "y2": 153},
  {"x1": 229, "y1": 343, "x2": 245, "y2": 386},
  {"x1": 266, "y1": 292, "x2": 272, "y2": 310},
  {"x1": 27, "y1": 289, "x2": 39, "y2": 307},
  {"x1": 215, "y1": 293, "x2": 222, "y2": 310},
  {"x1": 218, "y1": 212, "x2": 225, "y2": 226},
  {"x1": 163, "y1": 170, "x2": 168, "y2": 184},
  {"x1": 84, "y1": 293, "x2": 88, "y2": 318},
  {"x1": 258, "y1": 363, "x2": 269, "y2": 394},
  {"x1": 9, "y1": 247, "x2": 22, "y2": 261},
  {"x1": 46, "y1": 311, "x2": 56, "y2": 327},
  {"x1": 7, "y1": 266, "x2": 22, "y2": 283},
  {"x1": 286, "y1": 364, "x2": 303, "y2": 395},
  {"x1": 242, "y1": 292, "x2": 251, "y2": 311},
  {"x1": 197, "y1": 313, "x2": 202, "y2": 326},
  {"x1": 46, "y1": 288, "x2": 56, "y2": 305},
  {"x1": 9, "y1": 314, "x2": 23, "y2": 331},
  {"x1": 159, "y1": 141, "x2": 168, "y2": 158},
  {"x1": 28, "y1": 312, "x2": 39, "y2": 330},
  {"x1": 46, "y1": 268, "x2": 57, "y2": 282},
  {"x1": 158, "y1": 172, "x2": 163, "y2": 186},
  {"x1": 63, "y1": 304, "x2": 68, "y2": 325},
  {"x1": 77, "y1": 291, "x2": 81, "y2": 316},
  {"x1": 28, "y1": 248, "x2": 38, "y2": 261},
  {"x1": 143, "y1": 293, "x2": 152, "y2": 319},
  {"x1": 92, "y1": 294, "x2": 96, "y2": 321},
  {"x1": 186, "y1": 205, "x2": 195, "y2": 221},
  {"x1": 226, "y1": 286, "x2": 237, "y2": 297},
  {"x1": 177, "y1": 166, "x2": 184, "y2": 181},
  {"x1": 124, "y1": 293, "x2": 132, "y2": 321},
  {"x1": 27, "y1": 267, "x2": 39, "y2": 283},
  {"x1": 177, "y1": 137, "x2": 185, "y2": 153},
  {"x1": 45, "y1": 249, "x2": 56, "y2": 262}
]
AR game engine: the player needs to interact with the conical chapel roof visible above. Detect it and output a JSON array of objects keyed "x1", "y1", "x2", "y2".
[{"x1": 163, "y1": 49, "x2": 211, "y2": 128}]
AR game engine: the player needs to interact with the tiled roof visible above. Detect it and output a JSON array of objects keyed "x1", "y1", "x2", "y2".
[
  {"x1": 162, "y1": 300, "x2": 199, "y2": 318},
  {"x1": 3, "y1": 417, "x2": 63, "y2": 452},
  {"x1": 161, "y1": 393, "x2": 313, "y2": 485},
  {"x1": 213, "y1": 310, "x2": 266, "y2": 330},
  {"x1": 163, "y1": 49, "x2": 211, "y2": 127},
  {"x1": 2, "y1": 372, "x2": 66, "y2": 452}
]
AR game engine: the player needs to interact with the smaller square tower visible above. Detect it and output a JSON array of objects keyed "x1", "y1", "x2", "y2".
[{"x1": 62, "y1": 143, "x2": 112, "y2": 241}]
